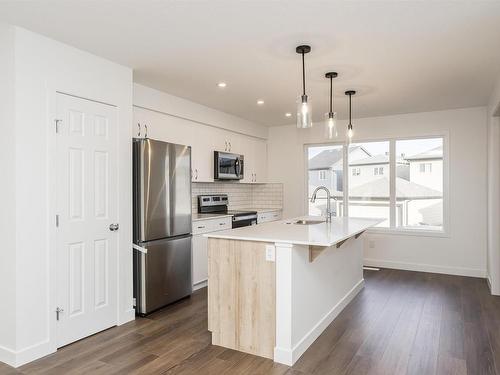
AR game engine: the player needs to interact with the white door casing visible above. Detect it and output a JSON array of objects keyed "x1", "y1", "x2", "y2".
[{"x1": 55, "y1": 93, "x2": 118, "y2": 348}]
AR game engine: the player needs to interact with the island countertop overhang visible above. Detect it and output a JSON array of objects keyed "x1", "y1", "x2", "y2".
[{"x1": 204, "y1": 216, "x2": 384, "y2": 247}]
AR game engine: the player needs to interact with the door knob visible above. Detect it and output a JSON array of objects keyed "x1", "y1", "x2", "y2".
[{"x1": 109, "y1": 223, "x2": 119, "y2": 231}]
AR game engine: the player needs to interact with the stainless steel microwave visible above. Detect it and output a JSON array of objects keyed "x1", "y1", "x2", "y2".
[{"x1": 214, "y1": 151, "x2": 244, "y2": 180}]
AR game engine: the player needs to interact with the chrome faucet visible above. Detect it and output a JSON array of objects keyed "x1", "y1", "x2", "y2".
[{"x1": 310, "y1": 186, "x2": 334, "y2": 223}]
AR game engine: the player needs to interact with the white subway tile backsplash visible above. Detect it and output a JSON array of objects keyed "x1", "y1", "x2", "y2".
[{"x1": 191, "y1": 182, "x2": 283, "y2": 212}]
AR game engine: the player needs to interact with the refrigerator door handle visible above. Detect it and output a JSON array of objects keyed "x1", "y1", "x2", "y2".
[{"x1": 133, "y1": 243, "x2": 148, "y2": 254}]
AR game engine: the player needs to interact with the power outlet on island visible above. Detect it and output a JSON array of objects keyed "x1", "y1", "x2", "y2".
[{"x1": 265, "y1": 245, "x2": 276, "y2": 262}]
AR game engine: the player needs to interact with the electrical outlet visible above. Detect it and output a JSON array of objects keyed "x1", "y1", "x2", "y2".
[
  {"x1": 265, "y1": 245, "x2": 275, "y2": 262},
  {"x1": 369, "y1": 240, "x2": 375, "y2": 249}
]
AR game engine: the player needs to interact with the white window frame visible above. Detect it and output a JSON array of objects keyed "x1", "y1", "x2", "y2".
[
  {"x1": 319, "y1": 170, "x2": 327, "y2": 180},
  {"x1": 304, "y1": 133, "x2": 449, "y2": 237}
]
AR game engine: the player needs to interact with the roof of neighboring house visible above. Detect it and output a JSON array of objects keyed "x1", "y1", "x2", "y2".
[
  {"x1": 349, "y1": 154, "x2": 407, "y2": 166},
  {"x1": 405, "y1": 145, "x2": 443, "y2": 161},
  {"x1": 308, "y1": 146, "x2": 370, "y2": 170},
  {"x1": 349, "y1": 177, "x2": 442, "y2": 199}
]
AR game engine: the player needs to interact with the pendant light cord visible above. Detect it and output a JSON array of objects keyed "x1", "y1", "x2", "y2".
[
  {"x1": 302, "y1": 52, "x2": 306, "y2": 96},
  {"x1": 329, "y1": 77, "x2": 333, "y2": 114},
  {"x1": 348, "y1": 93, "x2": 352, "y2": 125}
]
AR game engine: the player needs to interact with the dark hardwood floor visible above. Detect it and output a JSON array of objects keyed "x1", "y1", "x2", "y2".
[{"x1": 2, "y1": 268, "x2": 500, "y2": 375}]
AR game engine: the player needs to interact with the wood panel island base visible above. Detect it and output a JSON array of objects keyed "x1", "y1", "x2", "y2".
[{"x1": 206, "y1": 216, "x2": 383, "y2": 366}]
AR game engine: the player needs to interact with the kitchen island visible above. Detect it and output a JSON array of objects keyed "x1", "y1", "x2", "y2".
[{"x1": 205, "y1": 216, "x2": 383, "y2": 366}]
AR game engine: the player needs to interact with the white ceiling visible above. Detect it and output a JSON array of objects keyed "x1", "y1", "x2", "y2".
[{"x1": 2, "y1": 1, "x2": 500, "y2": 127}]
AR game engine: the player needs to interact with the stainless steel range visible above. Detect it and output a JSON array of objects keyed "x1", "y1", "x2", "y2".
[{"x1": 198, "y1": 194, "x2": 257, "y2": 228}]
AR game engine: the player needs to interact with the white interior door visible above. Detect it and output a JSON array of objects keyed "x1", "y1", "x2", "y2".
[{"x1": 55, "y1": 93, "x2": 118, "y2": 348}]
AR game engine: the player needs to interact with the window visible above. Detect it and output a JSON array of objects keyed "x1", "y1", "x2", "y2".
[
  {"x1": 307, "y1": 145, "x2": 344, "y2": 217},
  {"x1": 348, "y1": 141, "x2": 390, "y2": 227},
  {"x1": 419, "y1": 163, "x2": 432, "y2": 173},
  {"x1": 305, "y1": 136, "x2": 446, "y2": 234},
  {"x1": 396, "y1": 138, "x2": 443, "y2": 230}
]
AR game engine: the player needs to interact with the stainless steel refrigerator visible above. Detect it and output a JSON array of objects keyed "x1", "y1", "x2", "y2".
[{"x1": 133, "y1": 138, "x2": 192, "y2": 315}]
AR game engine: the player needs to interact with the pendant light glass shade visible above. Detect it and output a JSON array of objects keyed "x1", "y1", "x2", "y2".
[
  {"x1": 345, "y1": 90, "x2": 356, "y2": 143},
  {"x1": 347, "y1": 124, "x2": 354, "y2": 139},
  {"x1": 325, "y1": 112, "x2": 338, "y2": 139},
  {"x1": 296, "y1": 45, "x2": 312, "y2": 129},
  {"x1": 297, "y1": 95, "x2": 313, "y2": 129},
  {"x1": 324, "y1": 72, "x2": 338, "y2": 139}
]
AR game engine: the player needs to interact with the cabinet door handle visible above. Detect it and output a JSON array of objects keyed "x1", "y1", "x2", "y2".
[
  {"x1": 197, "y1": 225, "x2": 205, "y2": 229},
  {"x1": 195, "y1": 169, "x2": 198, "y2": 180},
  {"x1": 219, "y1": 222, "x2": 226, "y2": 226},
  {"x1": 224, "y1": 141, "x2": 227, "y2": 151},
  {"x1": 137, "y1": 123, "x2": 141, "y2": 137},
  {"x1": 228, "y1": 142, "x2": 231, "y2": 151}
]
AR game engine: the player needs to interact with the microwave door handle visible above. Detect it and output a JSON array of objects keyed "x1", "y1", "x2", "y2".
[{"x1": 234, "y1": 158, "x2": 240, "y2": 177}]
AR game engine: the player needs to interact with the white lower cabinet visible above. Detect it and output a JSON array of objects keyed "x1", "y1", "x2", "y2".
[
  {"x1": 192, "y1": 216, "x2": 232, "y2": 288},
  {"x1": 257, "y1": 210, "x2": 282, "y2": 224},
  {"x1": 192, "y1": 234, "x2": 208, "y2": 286}
]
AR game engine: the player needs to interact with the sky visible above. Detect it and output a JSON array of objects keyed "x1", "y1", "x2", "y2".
[{"x1": 308, "y1": 138, "x2": 442, "y2": 159}]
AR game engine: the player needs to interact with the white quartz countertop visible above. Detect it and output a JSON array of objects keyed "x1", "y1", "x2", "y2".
[
  {"x1": 204, "y1": 216, "x2": 384, "y2": 247},
  {"x1": 192, "y1": 213, "x2": 232, "y2": 222},
  {"x1": 241, "y1": 208, "x2": 282, "y2": 213}
]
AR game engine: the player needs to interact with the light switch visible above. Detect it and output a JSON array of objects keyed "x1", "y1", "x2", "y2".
[{"x1": 265, "y1": 244, "x2": 275, "y2": 262}]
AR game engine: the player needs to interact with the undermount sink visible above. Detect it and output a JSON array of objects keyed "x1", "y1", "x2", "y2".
[{"x1": 291, "y1": 219, "x2": 325, "y2": 225}]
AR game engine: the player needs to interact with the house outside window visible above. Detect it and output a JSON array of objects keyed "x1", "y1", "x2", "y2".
[{"x1": 306, "y1": 136, "x2": 445, "y2": 234}]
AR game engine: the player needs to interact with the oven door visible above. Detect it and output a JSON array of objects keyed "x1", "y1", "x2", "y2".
[
  {"x1": 232, "y1": 214, "x2": 257, "y2": 228},
  {"x1": 214, "y1": 151, "x2": 244, "y2": 180}
]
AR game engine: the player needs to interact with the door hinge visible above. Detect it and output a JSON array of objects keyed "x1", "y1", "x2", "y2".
[
  {"x1": 55, "y1": 119, "x2": 62, "y2": 134},
  {"x1": 55, "y1": 214, "x2": 59, "y2": 227}
]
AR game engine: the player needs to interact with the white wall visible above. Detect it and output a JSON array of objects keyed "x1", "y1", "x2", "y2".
[
  {"x1": 2, "y1": 26, "x2": 133, "y2": 367},
  {"x1": 268, "y1": 107, "x2": 488, "y2": 277},
  {"x1": 133, "y1": 83, "x2": 268, "y2": 139},
  {"x1": 0, "y1": 23, "x2": 17, "y2": 364},
  {"x1": 487, "y1": 76, "x2": 500, "y2": 294}
]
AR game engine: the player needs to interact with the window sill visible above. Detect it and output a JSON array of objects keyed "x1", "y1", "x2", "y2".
[{"x1": 367, "y1": 227, "x2": 449, "y2": 238}]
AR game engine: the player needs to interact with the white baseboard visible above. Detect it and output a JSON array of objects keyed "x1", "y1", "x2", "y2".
[
  {"x1": 487, "y1": 275, "x2": 500, "y2": 296},
  {"x1": 274, "y1": 279, "x2": 365, "y2": 366},
  {"x1": 193, "y1": 280, "x2": 207, "y2": 291},
  {"x1": 364, "y1": 258, "x2": 486, "y2": 278},
  {"x1": 0, "y1": 345, "x2": 16, "y2": 368},
  {"x1": 0, "y1": 340, "x2": 54, "y2": 368},
  {"x1": 118, "y1": 308, "x2": 136, "y2": 325}
]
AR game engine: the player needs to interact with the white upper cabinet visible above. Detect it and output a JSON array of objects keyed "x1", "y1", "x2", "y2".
[
  {"x1": 133, "y1": 107, "x2": 267, "y2": 184},
  {"x1": 253, "y1": 139, "x2": 268, "y2": 183},
  {"x1": 191, "y1": 125, "x2": 214, "y2": 182}
]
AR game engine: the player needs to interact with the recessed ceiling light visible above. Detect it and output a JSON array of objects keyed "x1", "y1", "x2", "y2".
[
  {"x1": 217, "y1": 82, "x2": 227, "y2": 88},
  {"x1": 257, "y1": 100, "x2": 265, "y2": 105},
  {"x1": 285, "y1": 112, "x2": 292, "y2": 117}
]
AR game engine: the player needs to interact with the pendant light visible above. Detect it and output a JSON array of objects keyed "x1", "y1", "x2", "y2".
[
  {"x1": 325, "y1": 72, "x2": 338, "y2": 139},
  {"x1": 296, "y1": 45, "x2": 312, "y2": 128},
  {"x1": 345, "y1": 90, "x2": 356, "y2": 141}
]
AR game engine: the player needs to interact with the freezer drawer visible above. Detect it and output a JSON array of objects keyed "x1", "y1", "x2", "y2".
[{"x1": 134, "y1": 235, "x2": 192, "y2": 315}]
